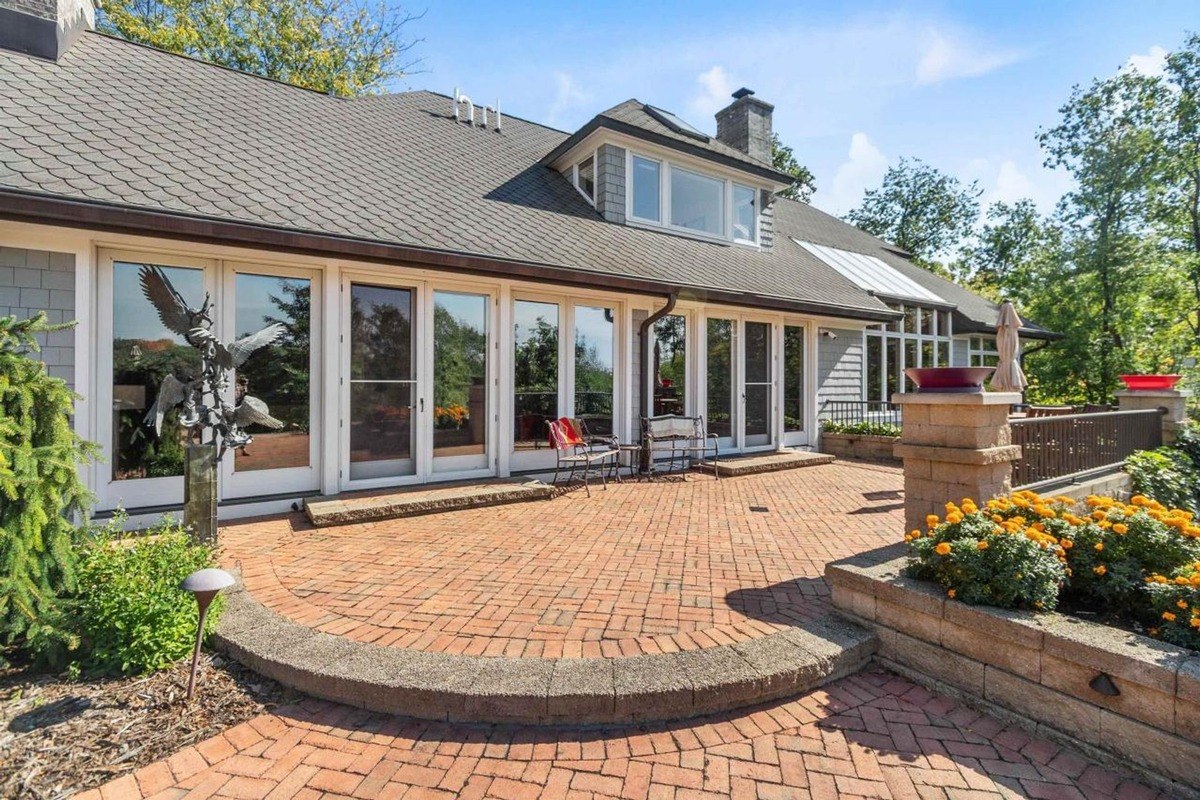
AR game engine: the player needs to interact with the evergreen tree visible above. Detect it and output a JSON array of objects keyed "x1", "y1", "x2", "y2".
[{"x1": 0, "y1": 313, "x2": 96, "y2": 665}]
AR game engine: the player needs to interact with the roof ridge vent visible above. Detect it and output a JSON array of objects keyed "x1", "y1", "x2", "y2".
[{"x1": 451, "y1": 87, "x2": 502, "y2": 132}]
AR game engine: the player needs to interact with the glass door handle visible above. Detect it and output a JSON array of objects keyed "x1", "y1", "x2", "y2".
[{"x1": 419, "y1": 398, "x2": 425, "y2": 412}]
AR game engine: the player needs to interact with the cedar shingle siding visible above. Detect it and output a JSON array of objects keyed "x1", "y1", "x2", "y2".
[{"x1": 0, "y1": 247, "x2": 75, "y2": 386}]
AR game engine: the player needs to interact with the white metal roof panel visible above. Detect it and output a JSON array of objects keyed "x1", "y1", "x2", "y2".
[{"x1": 794, "y1": 240, "x2": 945, "y2": 304}]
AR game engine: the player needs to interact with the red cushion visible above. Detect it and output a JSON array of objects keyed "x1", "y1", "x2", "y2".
[{"x1": 552, "y1": 417, "x2": 585, "y2": 447}]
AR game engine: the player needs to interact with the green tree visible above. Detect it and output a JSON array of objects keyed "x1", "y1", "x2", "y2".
[
  {"x1": 955, "y1": 199, "x2": 1061, "y2": 300},
  {"x1": 770, "y1": 134, "x2": 816, "y2": 202},
  {"x1": 1038, "y1": 70, "x2": 1166, "y2": 401},
  {"x1": 846, "y1": 157, "x2": 981, "y2": 272},
  {"x1": 97, "y1": 0, "x2": 422, "y2": 96},
  {"x1": 0, "y1": 314, "x2": 97, "y2": 666}
]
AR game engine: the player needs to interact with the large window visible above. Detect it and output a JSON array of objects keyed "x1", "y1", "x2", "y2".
[
  {"x1": 706, "y1": 318, "x2": 735, "y2": 439},
  {"x1": 574, "y1": 305, "x2": 615, "y2": 436},
  {"x1": 652, "y1": 314, "x2": 686, "y2": 416},
  {"x1": 968, "y1": 336, "x2": 1000, "y2": 367},
  {"x1": 630, "y1": 156, "x2": 661, "y2": 222},
  {"x1": 112, "y1": 261, "x2": 203, "y2": 481},
  {"x1": 670, "y1": 166, "x2": 724, "y2": 236},
  {"x1": 784, "y1": 325, "x2": 805, "y2": 433},
  {"x1": 233, "y1": 272, "x2": 311, "y2": 473},
  {"x1": 628, "y1": 150, "x2": 761, "y2": 244},
  {"x1": 865, "y1": 303, "x2": 952, "y2": 402},
  {"x1": 513, "y1": 300, "x2": 560, "y2": 449},
  {"x1": 433, "y1": 291, "x2": 488, "y2": 460}
]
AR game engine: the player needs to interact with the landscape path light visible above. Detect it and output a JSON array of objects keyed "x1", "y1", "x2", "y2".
[{"x1": 180, "y1": 567, "x2": 236, "y2": 701}]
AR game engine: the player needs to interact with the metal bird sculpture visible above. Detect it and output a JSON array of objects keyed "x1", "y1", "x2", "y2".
[{"x1": 138, "y1": 265, "x2": 286, "y2": 459}]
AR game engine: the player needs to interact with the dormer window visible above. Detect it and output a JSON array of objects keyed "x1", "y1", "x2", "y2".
[
  {"x1": 732, "y1": 184, "x2": 757, "y2": 244},
  {"x1": 626, "y1": 149, "x2": 763, "y2": 246},
  {"x1": 670, "y1": 166, "x2": 724, "y2": 236},
  {"x1": 573, "y1": 153, "x2": 596, "y2": 204}
]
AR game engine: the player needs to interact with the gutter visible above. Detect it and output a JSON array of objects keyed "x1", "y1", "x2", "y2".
[
  {"x1": 0, "y1": 189, "x2": 901, "y2": 323},
  {"x1": 637, "y1": 293, "x2": 678, "y2": 421}
]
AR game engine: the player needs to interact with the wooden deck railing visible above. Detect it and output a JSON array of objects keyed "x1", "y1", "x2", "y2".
[{"x1": 1010, "y1": 408, "x2": 1164, "y2": 488}]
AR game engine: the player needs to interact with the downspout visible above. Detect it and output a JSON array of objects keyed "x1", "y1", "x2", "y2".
[{"x1": 638, "y1": 293, "x2": 678, "y2": 421}]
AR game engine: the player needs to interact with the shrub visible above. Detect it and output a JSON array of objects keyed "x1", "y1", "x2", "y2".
[
  {"x1": 1124, "y1": 449, "x2": 1200, "y2": 514},
  {"x1": 1143, "y1": 561, "x2": 1200, "y2": 650},
  {"x1": 0, "y1": 313, "x2": 96, "y2": 666},
  {"x1": 821, "y1": 421, "x2": 902, "y2": 437},
  {"x1": 60, "y1": 519, "x2": 222, "y2": 675},
  {"x1": 1062, "y1": 495, "x2": 1200, "y2": 617},
  {"x1": 906, "y1": 492, "x2": 1071, "y2": 610}
]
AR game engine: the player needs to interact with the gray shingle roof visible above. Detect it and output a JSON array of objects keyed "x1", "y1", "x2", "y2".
[{"x1": 0, "y1": 32, "x2": 1039, "y2": 335}]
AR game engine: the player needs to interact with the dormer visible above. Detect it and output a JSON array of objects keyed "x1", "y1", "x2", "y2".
[{"x1": 542, "y1": 89, "x2": 794, "y2": 248}]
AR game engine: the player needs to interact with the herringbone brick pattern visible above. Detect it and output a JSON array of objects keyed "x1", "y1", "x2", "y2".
[
  {"x1": 81, "y1": 666, "x2": 1173, "y2": 800},
  {"x1": 221, "y1": 462, "x2": 906, "y2": 658}
]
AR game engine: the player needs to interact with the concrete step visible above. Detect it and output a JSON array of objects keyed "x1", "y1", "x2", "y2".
[
  {"x1": 696, "y1": 450, "x2": 835, "y2": 478},
  {"x1": 304, "y1": 479, "x2": 554, "y2": 527},
  {"x1": 215, "y1": 584, "x2": 877, "y2": 726}
]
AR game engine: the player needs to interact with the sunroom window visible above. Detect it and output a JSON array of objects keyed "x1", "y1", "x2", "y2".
[
  {"x1": 669, "y1": 166, "x2": 724, "y2": 236},
  {"x1": 575, "y1": 155, "x2": 595, "y2": 203},
  {"x1": 865, "y1": 303, "x2": 953, "y2": 402},
  {"x1": 732, "y1": 184, "x2": 757, "y2": 243},
  {"x1": 630, "y1": 155, "x2": 661, "y2": 222}
]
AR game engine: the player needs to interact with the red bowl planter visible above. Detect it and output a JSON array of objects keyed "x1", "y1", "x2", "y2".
[
  {"x1": 1119, "y1": 374, "x2": 1181, "y2": 390},
  {"x1": 904, "y1": 367, "x2": 996, "y2": 393}
]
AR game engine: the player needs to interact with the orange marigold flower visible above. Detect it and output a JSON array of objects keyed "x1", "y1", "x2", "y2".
[
  {"x1": 1059, "y1": 539, "x2": 1073, "y2": 549},
  {"x1": 1177, "y1": 600, "x2": 1189, "y2": 610},
  {"x1": 1191, "y1": 617, "x2": 1200, "y2": 629},
  {"x1": 1112, "y1": 523, "x2": 1128, "y2": 535},
  {"x1": 946, "y1": 513, "x2": 963, "y2": 524},
  {"x1": 1162, "y1": 612, "x2": 1177, "y2": 622},
  {"x1": 1094, "y1": 565, "x2": 1107, "y2": 576},
  {"x1": 935, "y1": 542, "x2": 952, "y2": 556},
  {"x1": 1094, "y1": 543, "x2": 1104, "y2": 552},
  {"x1": 947, "y1": 588, "x2": 956, "y2": 599},
  {"x1": 976, "y1": 540, "x2": 989, "y2": 550}
]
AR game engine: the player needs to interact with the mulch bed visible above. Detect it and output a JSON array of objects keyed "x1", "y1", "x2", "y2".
[{"x1": 0, "y1": 652, "x2": 302, "y2": 799}]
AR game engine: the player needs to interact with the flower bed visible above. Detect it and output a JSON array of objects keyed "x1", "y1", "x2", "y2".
[
  {"x1": 908, "y1": 490, "x2": 1200, "y2": 649},
  {"x1": 820, "y1": 422, "x2": 901, "y2": 463}
]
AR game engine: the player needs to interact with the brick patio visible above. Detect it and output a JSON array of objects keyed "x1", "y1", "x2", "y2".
[
  {"x1": 221, "y1": 461, "x2": 906, "y2": 660},
  {"x1": 82, "y1": 666, "x2": 1172, "y2": 800}
]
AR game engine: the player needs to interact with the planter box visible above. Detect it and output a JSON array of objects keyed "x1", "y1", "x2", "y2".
[
  {"x1": 827, "y1": 544, "x2": 1200, "y2": 796},
  {"x1": 819, "y1": 432, "x2": 900, "y2": 463}
]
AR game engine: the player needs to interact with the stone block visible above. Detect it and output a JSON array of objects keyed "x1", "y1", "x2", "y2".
[
  {"x1": 876, "y1": 598, "x2": 941, "y2": 644},
  {"x1": 983, "y1": 666, "x2": 1102, "y2": 745},
  {"x1": 941, "y1": 618, "x2": 1041, "y2": 678},
  {"x1": 680, "y1": 647, "x2": 763, "y2": 715},
  {"x1": 612, "y1": 654, "x2": 693, "y2": 721},
  {"x1": 878, "y1": 628, "x2": 984, "y2": 695},
  {"x1": 1098, "y1": 709, "x2": 1200, "y2": 788},
  {"x1": 1040, "y1": 652, "x2": 1176, "y2": 732},
  {"x1": 1041, "y1": 615, "x2": 1184, "y2": 695},
  {"x1": 830, "y1": 583, "x2": 875, "y2": 620},
  {"x1": 547, "y1": 659, "x2": 614, "y2": 722}
]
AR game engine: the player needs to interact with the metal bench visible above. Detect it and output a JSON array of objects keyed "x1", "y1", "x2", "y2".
[
  {"x1": 546, "y1": 417, "x2": 620, "y2": 496},
  {"x1": 641, "y1": 414, "x2": 719, "y2": 478}
]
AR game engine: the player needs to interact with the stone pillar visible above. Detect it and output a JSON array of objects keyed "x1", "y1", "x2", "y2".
[
  {"x1": 1115, "y1": 388, "x2": 1191, "y2": 445},
  {"x1": 184, "y1": 443, "x2": 218, "y2": 544},
  {"x1": 893, "y1": 392, "x2": 1023, "y2": 534}
]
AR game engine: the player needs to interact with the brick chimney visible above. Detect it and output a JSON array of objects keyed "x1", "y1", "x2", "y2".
[
  {"x1": 0, "y1": 0, "x2": 94, "y2": 60},
  {"x1": 715, "y1": 88, "x2": 774, "y2": 164}
]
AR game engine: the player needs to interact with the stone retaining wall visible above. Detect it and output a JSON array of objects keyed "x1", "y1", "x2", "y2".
[
  {"x1": 827, "y1": 545, "x2": 1200, "y2": 796},
  {"x1": 819, "y1": 432, "x2": 899, "y2": 463}
]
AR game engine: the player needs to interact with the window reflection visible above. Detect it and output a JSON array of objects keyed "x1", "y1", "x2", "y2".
[
  {"x1": 784, "y1": 326, "x2": 805, "y2": 432},
  {"x1": 514, "y1": 300, "x2": 559, "y2": 449},
  {"x1": 348, "y1": 284, "x2": 415, "y2": 479},
  {"x1": 233, "y1": 273, "x2": 311, "y2": 472},
  {"x1": 434, "y1": 292, "x2": 488, "y2": 459},
  {"x1": 652, "y1": 314, "x2": 686, "y2": 416},
  {"x1": 744, "y1": 321, "x2": 772, "y2": 444},
  {"x1": 706, "y1": 319, "x2": 734, "y2": 439},
  {"x1": 112, "y1": 262, "x2": 203, "y2": 481},
  {"x1": 574, "y1": 305, "x2": 614, "y2": 436}
]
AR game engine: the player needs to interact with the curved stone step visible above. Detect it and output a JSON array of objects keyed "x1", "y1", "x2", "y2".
[{"x1": 214, "y1": 583, "x2": 877, "y2": 726}]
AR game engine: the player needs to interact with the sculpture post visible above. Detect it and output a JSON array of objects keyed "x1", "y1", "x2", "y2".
[{"x1": 184, "y1": 443, "x2": 218, "y2": 544}]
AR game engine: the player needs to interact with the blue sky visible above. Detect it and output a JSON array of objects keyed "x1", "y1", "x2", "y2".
[{"x1": 402, "y1": 1, "x2": 1196, "y2": 217}]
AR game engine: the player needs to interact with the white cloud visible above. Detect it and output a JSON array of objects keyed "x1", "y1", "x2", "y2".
[
  {"x1": 546, "y1": 72, "x2": 591, "y2": 128},
  {"x1": 821, "y1": 132, "x2": 889, "y2": 215},
  {"x1": 1125, "y1": 45, "x2": 1168, "y2": 77},
  {"x1": 915, "y1": 30, "x2": 1024, "y2": 85},
  {"x1": 688, "y1": 65, "x2": 735, "y2": 119}
]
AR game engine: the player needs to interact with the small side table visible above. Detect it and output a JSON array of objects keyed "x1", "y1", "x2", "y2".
[{"x1": 616, "y1": 444, "x2": 644, "y2": 481}]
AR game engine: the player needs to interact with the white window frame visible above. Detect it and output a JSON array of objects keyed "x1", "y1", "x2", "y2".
[
  {"x1": 863, "y1": 303, "x2": 954, "y2": 402},
  {"x1": 572, "y1": 148, "x2": 598, "y2": 207},
  {"x1": 625, "y1": 148, "x2": 764, "y2": 247},
  {"x1": 628, "y1": 152, "x2": 664, "y2": 225},
  {"x1": 968, "y1": 335, "x2": 1000, "y2": 367}
]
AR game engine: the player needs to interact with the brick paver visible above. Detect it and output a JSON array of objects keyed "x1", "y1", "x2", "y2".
[
  {"x1": 81, "y1": 666, "x2": 1175, "y2": 800},
  {"x1": 222, "y1": 462, "x2": 906, "y2": 659}
]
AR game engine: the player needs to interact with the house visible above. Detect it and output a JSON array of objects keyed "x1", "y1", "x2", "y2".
[{"x1": 0, "y1": 0, "x2": 1055, "y2": 519}]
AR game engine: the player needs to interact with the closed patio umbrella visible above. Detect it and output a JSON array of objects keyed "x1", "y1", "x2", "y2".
[{"x1": 990, "y1": 301, "x2": 1027, "y2": 392}]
